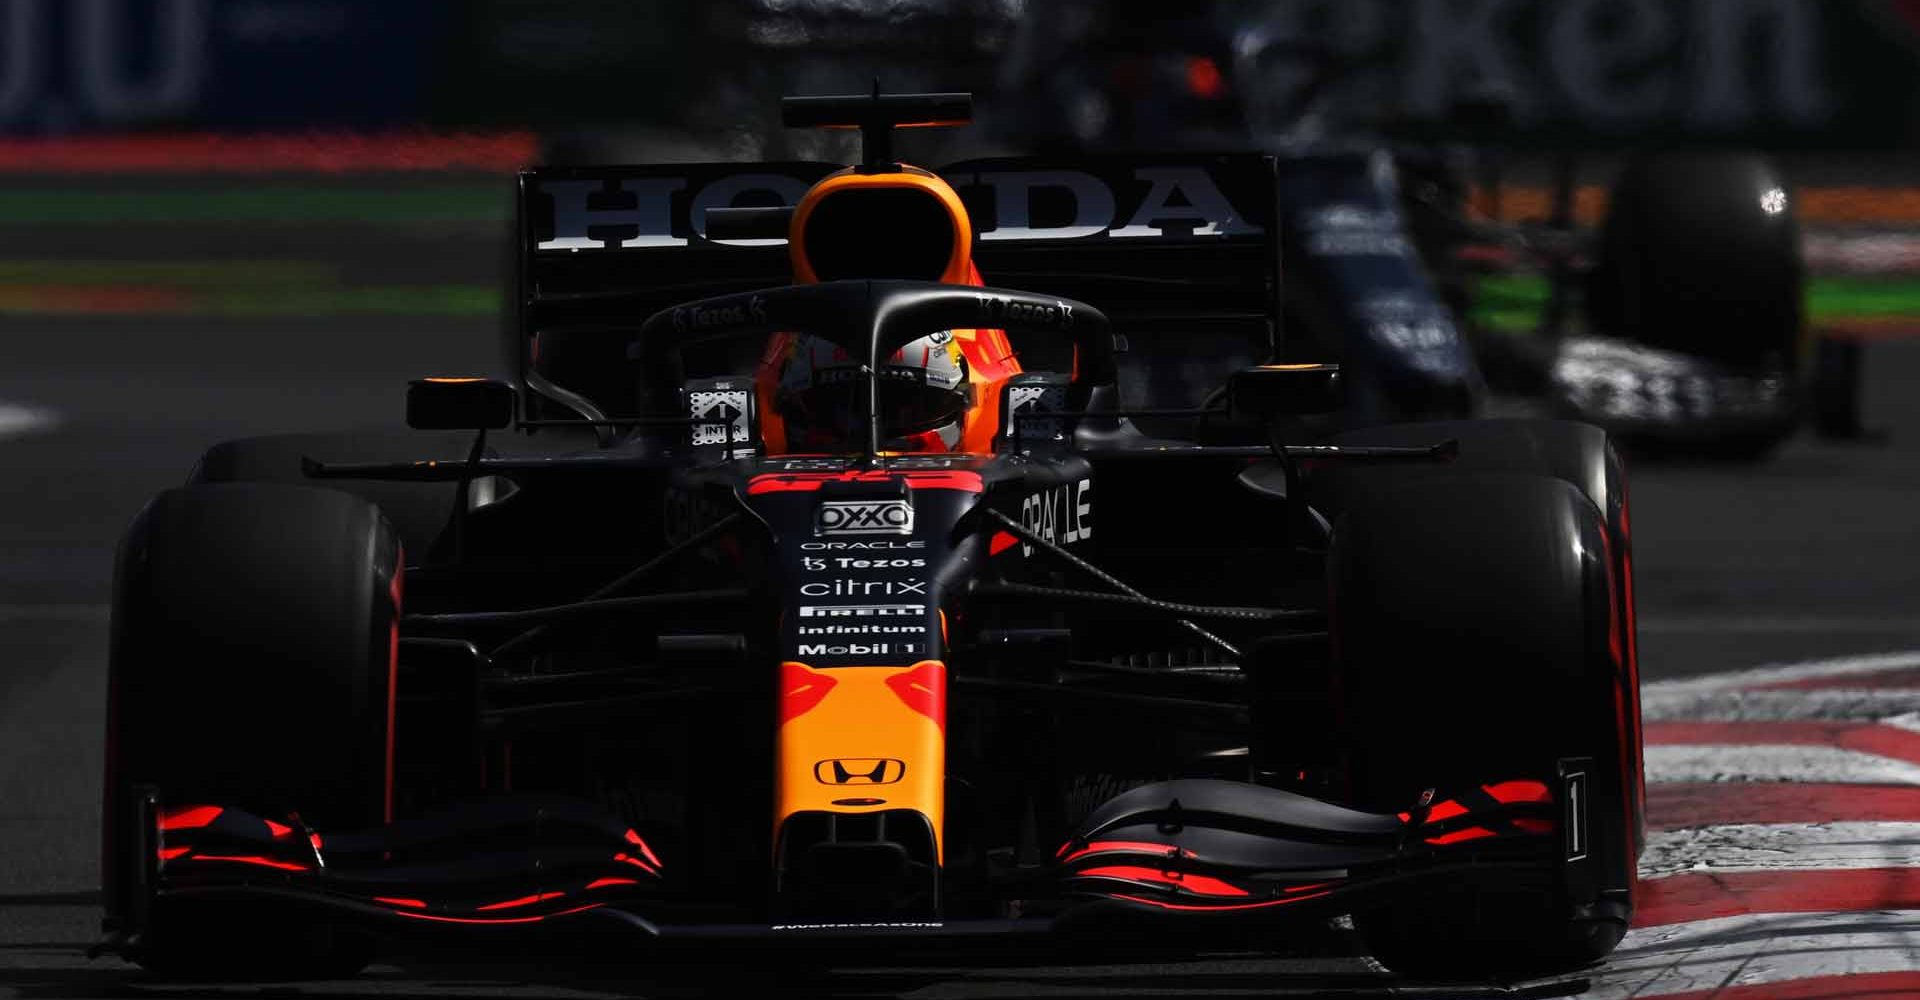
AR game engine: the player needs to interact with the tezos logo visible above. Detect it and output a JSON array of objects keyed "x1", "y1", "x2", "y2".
[
  {"x1": 670, "y1": 294, "x2": 766, "y2": 333},
  {"x1": 976, "y1": 295, "x2": 1075, "y2": 329},
  {"x1": 816, "y1": 499, "x2": 913, "y2": 536}
]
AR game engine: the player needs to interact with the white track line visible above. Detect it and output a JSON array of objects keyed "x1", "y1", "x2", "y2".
[
  {"x1": 1644, "y1": 688, "x2": 1920, "y2": 723},
  {"x1": 1646, "y1": 744, "x2": 1920, "y2": 786},
  {"x1": 1642, "y1": 822, "x2": 1920, "y2": 879},
  {"x1": 1640, "y1": 616, "x2": 1920, "y2": 635},
  {"x1": 1587, "y1": 910, "x2": 1920, "y2": 1000},
  {"x1": 1643, "y1": 652, "x2": 1920, "y2": 699},
  {"x1": 0, "y1": 402, "x2": 58, "y2": 439}
]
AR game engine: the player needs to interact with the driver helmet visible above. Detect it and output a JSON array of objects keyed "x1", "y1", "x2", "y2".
[{"x1": 761, "y1": 329, "x2": 975, "y2": 453}]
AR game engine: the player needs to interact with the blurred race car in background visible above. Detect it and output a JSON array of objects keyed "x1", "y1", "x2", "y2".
[
  {"x1": 995, "y1": 0, "x2": 1818, "y2": 457},
  {"x1": 99, "y1": 92, "x2": 1644, "y2": 984}
]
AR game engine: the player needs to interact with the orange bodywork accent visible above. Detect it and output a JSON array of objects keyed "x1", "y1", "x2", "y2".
[
  {"x1": 789, "y1": 167, "x2": 973, "y2": 286},
  {"x1": 776, "y1": 660, "x2": 948, "y2": 862}
]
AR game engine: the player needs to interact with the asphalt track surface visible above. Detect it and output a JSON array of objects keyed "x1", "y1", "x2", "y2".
[{"x1": 3, "y1": 300, "x2": 1920, "y2": 993}]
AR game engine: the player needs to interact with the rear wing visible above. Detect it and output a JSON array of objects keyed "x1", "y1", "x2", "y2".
[{"x1": 515, "y1": 154, "x2": 1281, "y2": 403}]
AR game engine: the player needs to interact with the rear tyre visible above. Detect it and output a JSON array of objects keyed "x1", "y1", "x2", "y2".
[
  {"x1": 1331, "y1": 472, "x2": 1632, "y2": 979},
  {"x1": 1586, "y1": 152, "x2": 1805, "y2": 459},
  {"x1": 104, "y1": 483, "x2": 399, "y2": 978}
]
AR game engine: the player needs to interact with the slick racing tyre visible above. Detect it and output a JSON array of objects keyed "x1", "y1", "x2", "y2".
[
  {"x1": 104, "y1": 483, "x2": 400, "y2": 978},
  {"x1": 1588, "y1": 152, "x2": 1804, "y2": 372},
  {"x1": 192, "y1": 430, "x2": 482, "y2": 558},
  {"x1": 1330, "y1": 472, "x2": 1634, "y2": 979},
  {"x1": 1586, "y1": 152, "x2": 1806, "y2": 459},
  {"x1": 1317, "y1": 419, "x2": 1644, "y2": 839}
]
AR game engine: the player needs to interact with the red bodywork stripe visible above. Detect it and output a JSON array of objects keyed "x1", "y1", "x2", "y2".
[
  {"x1": 1110, "y1": 891, "x2": 1332, "y2": 912},
  {"x1": 373, "y1": 896, "x2": 428, "y2": 909},
  {"x1": 1057, "y1": 840, "x2": 1194, "y2": 864},
  {"x1": 263, "y1": 819, "x2": 292, "y2": 838},
  {"x1": 1422, "y1": 799, "x2": 1468, "y2": 823},
  {"x1": 158, "y1": 805, "x2": 222, "y2": 831},
  {"x1": 191, "y1": 854, "x2": 306, "y2": 871},
  {"x1": 614, "y1": 852, "x2": 660, "y2": 875},
  {"x1": 623, "y1": 829, "x2": 663, "y2": 869},
  {"x1": 779, "y1": 662, "x2": 840, "y2": 725},
  {"x1": 586, "y1": 878, "x2": 639, "y2": 890},
  {"x1": 157, "y1": 846, "x2": 190, "y2": 862},
  {"x1": 476, "y1": 891, "x2": 565, "y2": 911},
  {"x1": 393, "y1": 903, "x2": 604, "y2": 926},
  {"x1": 1425, "y1": 826, "x2": 1498, "y2": 845},
  {"x1": 1078, "y1": 865, "x2": 1250, "y2": 898},
  {"x1": 747, "y1": 470, "x2": 984, "y2": 495},
  {"x1": 884, "y1": 661, "x2": 946, "y2": 731},
  {"x1": 987, "y1": 531, "x2": 1018, "y2": 555},
  {"x1": 1481, "y1": 779, "x2": 1553, "y2": 804}
]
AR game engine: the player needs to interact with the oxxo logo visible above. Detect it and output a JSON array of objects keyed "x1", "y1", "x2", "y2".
[
  {"x1": 814, "y1": 758, "x2": 906, "y2": 785},
  {"x1": 816, "y1": 499, "x2": 913, "y2": 537}
]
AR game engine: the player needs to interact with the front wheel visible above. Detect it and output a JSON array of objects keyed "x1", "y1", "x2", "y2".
[
  {"x1": 104, "y1": 483, "x2": 399, "y2": 978},
  {"x1": 1331, "y1": 472, "x2": 1633, "y2": 979}
]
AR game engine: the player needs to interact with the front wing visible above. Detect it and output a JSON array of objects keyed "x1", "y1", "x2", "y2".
[{"x1": 104, "y1": 766, "x2": 1594, "y2": 956}]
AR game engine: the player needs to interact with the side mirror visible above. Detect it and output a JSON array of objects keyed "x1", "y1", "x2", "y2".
[
  {"x1": 1228, "y1": 364, "x2": 1342, "y2": 420},
  {"x1": 407, "y1": 377, "x2": 515, "y2": 430}
]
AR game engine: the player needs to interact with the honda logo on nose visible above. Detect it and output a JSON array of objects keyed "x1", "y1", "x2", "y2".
[
  {"x1": 814, "y1": 758, "x2": 906, "y2": 785},
  {"x1": 815, "y1": 500, "x2": 913, "y2": 536}
]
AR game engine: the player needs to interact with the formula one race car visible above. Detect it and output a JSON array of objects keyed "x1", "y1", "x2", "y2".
[
  {"x1": 994, "y1": 2, "x2": 1813, "y2": 458},
  {"x1": 99, "y1": 92, "x2": 1644, "y2": 984}
]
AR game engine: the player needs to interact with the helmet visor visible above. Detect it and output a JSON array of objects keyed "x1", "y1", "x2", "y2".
[{"x1": 784, "y1": 371, "x2": 971, "y2": 451}]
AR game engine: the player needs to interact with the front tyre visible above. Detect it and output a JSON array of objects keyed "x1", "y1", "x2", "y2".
[
  {"x1": 1331, "y1": 473, "x2": 1632, "y2": 979},
  {"x1": 104, "y1": 483, "x2": 399, "y2": 979}
]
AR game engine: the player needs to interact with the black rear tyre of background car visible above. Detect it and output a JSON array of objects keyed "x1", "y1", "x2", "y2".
[
  {"x1": 1331, "y1": 472, "x2": 1632, "y2": 979},
  {"x1": 1589, "y1": 151, "x2": 1804, "y2": 368},
  {"x1": 103, "y1": 483, "x2": 399, "y2": 979}
]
